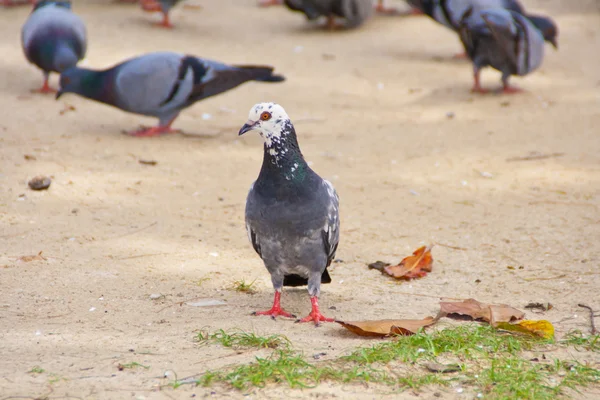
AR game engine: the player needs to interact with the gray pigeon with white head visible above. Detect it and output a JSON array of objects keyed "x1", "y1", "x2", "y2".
[
  {"x1": 21, "y1": 0, "x2": 86, "y2": 93},
  {"x1": 56, "y1": 52, "x2": 285, "y2": 137},
  {"x1": 240, "y1": 102, "x2": 340, "y2": 326},
  {"x1": 283, "y1": 0, "x2": 374, "y2": 29},
  {"x1": 458, "y1": 8, "x2": 558, "y2": 93}
]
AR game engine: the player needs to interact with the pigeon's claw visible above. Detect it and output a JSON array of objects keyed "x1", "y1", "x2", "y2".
[
  {"x1": 253, "y1": 291, "x2": 296, "y2": 319},
  {"x1": 501, "y1": 85, "x2": 524, "y2": 94},
  {"x1": 296, "y1": 296, "x2": 334, "y2": 327},
  {"x1": 32, "y1": 78, "x2": 56, "y2": 94},
  {"x1": 125, "y1": 125, "x2": 179, "y2": 137}
]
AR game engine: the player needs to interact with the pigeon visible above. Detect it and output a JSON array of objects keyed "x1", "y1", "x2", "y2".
[
  {"x1": 407, "y1": 0, "x2": 525, "y2": 30},
  {"x1": 283, "y1": 0, "x2": 374, "y2": 29},
  {"x1": 240, "y1": 102, "x2": 340, "y2": 326},
  {"x1": 56, "y1": 52, "x2": 285, "y2": 137},
  {"x1": 140, "y1": 0, "x2": 182, "y2": 28},
  {"x1": 458, "y1": 8, "x2": 558, "y2": 93},
  {"x1": 21, "y1": 1, "x2": 86, "y2": 93}
]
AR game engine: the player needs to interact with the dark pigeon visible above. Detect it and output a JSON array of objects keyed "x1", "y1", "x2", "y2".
[
  {"x1": 21, "y1": 0, "x2": 86, "y2": 93},
  {"x1": 140, "y1": 0, "x2": 182, "y2": 28},
  {"x1": 283, "y1": 0, "x2": 374, "y2": 29},
  {"x1": 239, "y1": 102, "x2": 340, "y2": 326},
  {"x1": 56, "y1": 52, "x2": 285, "y2": 137},
  {"x1": 458, "y1": 8, "x2": 558, "y2": 93}
]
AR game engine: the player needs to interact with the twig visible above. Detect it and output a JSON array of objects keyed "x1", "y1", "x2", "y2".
[
  {"x1": 528, "y1": 200, "x2": 598, "y2": 210},
  {"x1": 434, "y1": 242, "x2": 468, "y2": 251},
  {"x1": 506, "y1": 152, "x2": 564, "y2": 162},
  {"x1": 109, "y1": 222, "x2": 157, "y2": 240},
  {"x1": 578, "y1": 304, "x2": 597, "y2": 335},
  {"x1": 118, "y1": 253, "x2": 170, "y2": 260},
  {"x1": 522, "y1": 274, "x2": 567, "y2": 282}
]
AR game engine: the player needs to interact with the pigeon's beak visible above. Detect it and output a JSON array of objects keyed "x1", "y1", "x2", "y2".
[
  {"x1": 550, "y1": 37, "x2": 558, "y2": 50},
  {"x1": 55, "y1": 89, "x2": 64, "y2": 100},
  {"x1": 238, "y1": 120, "x2": 257, "y2": 136}
]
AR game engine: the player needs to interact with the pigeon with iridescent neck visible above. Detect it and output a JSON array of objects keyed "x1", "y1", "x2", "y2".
[
  {"x1": 21, "y1": 0, "x2": 86, "y2": 93},
  {"x1": 240, "y1": 102, "x2": 340, "y2": 326}
]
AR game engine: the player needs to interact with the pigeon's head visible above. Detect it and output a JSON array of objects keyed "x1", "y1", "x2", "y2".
[
  {"x1": 56, "y1": 67, "x2": 96, "y2": 100},
  {"x1": 33, "y1": 1, "x2": 72, "y2": 12},
  {"x1": 239, "y1": 102, "x2": 291, "y2": 147},
  {"x1": 527, "y1": 14, "x2": 558, "y2": 49}
]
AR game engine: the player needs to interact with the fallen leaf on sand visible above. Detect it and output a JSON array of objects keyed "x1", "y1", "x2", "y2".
[
  {"x1": 337, "y1": 317, "x2": 435, "y2": 337},
  {"x1": 382, "y1": 245, "x2": 434, "y2": 280},
  {"x1": 423, "y1": 362, "x2": 461, "y2": 373},
  {"x1": 139, "y1": 159, "x2": 158, "y2": 166},
  {"x1": 18, "y1": 251, "x2": 47, "y2": 262},
  {"x1": 495, "y1": 320, "x2": 555, "y2": 339},
  {"x1": 437, "y1": 298, "x2": 524, "y2": 325}
]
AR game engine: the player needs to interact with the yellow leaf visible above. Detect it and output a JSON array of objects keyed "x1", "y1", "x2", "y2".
[{"x1": 495, "y1": 320, "x2": 554, "y2": 339}]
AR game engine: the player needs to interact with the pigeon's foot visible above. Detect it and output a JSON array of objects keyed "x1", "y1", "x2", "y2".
[
  {"x1": 257, "y1": 0, "x2": 282, "y2": 7},
  {"x1": 140, "y1": 0, "x2": 161, "y2": 12},
  {"x1": 471, "y1": 86, "x2": 489, "y2": 94},
  {"x1": 32, "y1": 80, "x2": 56, "y2": 94},
  {"x1": 375, "y1": 2, "x2": 399, "y2": 15},
  {"x1": 296, "y1": 296, "x2": 334, "y2": 327},
  {"x1": 252, "y1": 291, "x2": 296, "y2": 320},
  {"x1": 453, "y1": 52, "x2": 468, "y2": 60},
  {"x1": 1, "y1": 0, "x2": 34, "y2": 6},
  {"x1": 125, "y1": 125, "x2": 180, "y2": 137},
  {"x1": 157, "y1": 14, "x2": 173, "y2": 28},
  {"x1": 501, "y1": 85, "x2": 524, "y2": 94},
  {"x1": 325, "y1": 16, "x2": 344, "y2": 31}
]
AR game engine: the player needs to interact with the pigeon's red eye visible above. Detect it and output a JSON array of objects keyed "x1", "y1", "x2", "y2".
[{"x1": 260, "y1": 111, "x2": 271, "y2": 121}]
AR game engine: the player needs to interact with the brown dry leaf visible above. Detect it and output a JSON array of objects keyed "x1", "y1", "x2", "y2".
[
  {"x1": 383, "y1": 245, "x2": 433, "y2": 280},
  {"x1": 495, "y1": 320, "x2": 555, "y2": 339},
  {"x1": 437, "y1": 299, "x2": 524, "y2": 325},
  {"x1": 139, "y1": 159, "x2": 158, "y2": 166},
  {"x1": 18, "y1": 251, "x2": 47, "y2": 262},
  {"x1": 337, "y1": 317, "x2": 435, "y2": 337}
]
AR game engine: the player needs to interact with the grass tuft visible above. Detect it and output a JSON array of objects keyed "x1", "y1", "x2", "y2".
[
  {"x1": 196, "y1": 329, "x2": 290, "y2": 350},
  {"x1": 559, "y1": 330, "x2": 600, "y2": 352},
  {"x1": 28, "y1": 366, "x2": 45, "y2": 374},
  {"x1": 118, "y1": 362, "x2": 150, "y2": 370},
  {"x1": 230, "y1": 279, "x2": 257, "y2": 294}
]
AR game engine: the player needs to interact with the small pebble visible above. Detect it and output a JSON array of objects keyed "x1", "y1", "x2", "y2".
[
  {"x1": 89, "y1": 307, "x2": 96, "y2": 312},
  {"x1": 446, "y1": 111, "x2": 455, "y2": 119},
  {"x1": 28, "y1": 175, "x2": 51, "y2": 190},
  {"x1": 149, "y1": 293, "x2": 163, "y2": 300}
]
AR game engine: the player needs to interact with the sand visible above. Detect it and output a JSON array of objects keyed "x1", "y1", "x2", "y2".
[{"x1": 1, "y1": 0, "x2": 599, "y2": 398}]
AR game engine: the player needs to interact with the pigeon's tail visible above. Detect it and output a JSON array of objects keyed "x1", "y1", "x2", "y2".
[
  {"x1": 234, "y1": 65, "x2": 286, "y2": 83},
  {"x1": 283, "y1": 270, "x2": 331, "y2": 287}
]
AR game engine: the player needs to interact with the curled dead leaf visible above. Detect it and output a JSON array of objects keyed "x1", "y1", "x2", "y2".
[
  {"x1": 495, "y1": 320, "x2": 555, "y2": 339},
  {"x1": 18, "y1": 251, "x2": 47, "y2": 262},
  {"x1": 337, "y1": 317, "x2": 435, "y2": 337},
  {"x1": 383, "y1": 245, "x2": 434, "y2": 280},
  {"x1": 437, "y1": 298, "x2": 524, "y2": 325}
]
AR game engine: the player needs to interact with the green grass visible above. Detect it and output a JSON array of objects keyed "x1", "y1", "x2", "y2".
[
  {"x1": 196, "y1": 329, "x2": 290, "y2": 350},
  {"x1": 179, "y1": 325, "x2": 600, "y2": 398},
  {"x1": 28, "y1": 366, "x2": 45, "y2": 374},
  {"x1": 559, "y1": 331, "x2": 600, "y2": 352},
  {"x1": 230, "y1": 279, "x2": 257, "y2": 294}
]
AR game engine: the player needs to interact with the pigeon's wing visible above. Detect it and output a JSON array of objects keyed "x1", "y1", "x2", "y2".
[
  {"x1": 114, "y1": 52, "x2": 191, "y2": 114},
  {"x1": 512, "y1": 13, "x2": 545, "y2": 75},
  {"x1": 321, "y1": 180, "x2": 340, "y2": 268},
  {"x1": 480, "y1": 10, "x2": 520, "y2": 71},
  {"x1": 245, "y1": 183, "x2": 262, "y2": 257},
  {"x1": 185, "y1": 57, "x2": 283, "y2": 104},
  {"x1": 502, "y1": 0, "x2": 525, "y2": 14}
]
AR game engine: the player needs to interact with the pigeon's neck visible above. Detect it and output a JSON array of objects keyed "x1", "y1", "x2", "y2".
[
  {"x1": 74, "y1": 69, "x2": 116, "y2": 105},
  {"x1": 257, "y1": 122, "x2": 310, "y2": 185}
]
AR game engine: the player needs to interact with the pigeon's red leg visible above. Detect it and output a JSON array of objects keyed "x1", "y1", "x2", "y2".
[
  {"x1": 158, "y1": 12, "x2": 173, "y2": 28},
  {"x1": 325, "y1": 16, "x2": 343, "y2": 31},
  {"x1": 257, "y1": 0, "x2": 282, "y2": 6},
  {"x1": 502, "y1": 82, "x2": 523, "y2": 94},
  {"x1": 471, "y1": 71, "x2": 489, "y2": 94},
  {"x1": 126, "y1": 117, "x2": 179, "y2": 137},
  {"x1": 252, "y1": 291, "x2": 296, "y2": 319},
  {"x1": 32, "y1": 76, "x2": 56, "y2": 94},
  {"x1": 297, "y1": 296, "x2": 334, "y2": 326}
]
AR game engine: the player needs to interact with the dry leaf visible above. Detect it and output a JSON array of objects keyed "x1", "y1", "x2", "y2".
[
  {"x1": 59, "y1": 104, "x2": 76, "y2": 115},
  {"x1": 495, "y1": 320, "x2": 554, "y2": 339},
  {"x1": 437, "y1": 299, "x2": 524, "y2": 325},
  {"x1": 18, "y1": 251, "x2": 47, "y2": 262},
  {"x1": 383, "y1": 245, "x2": 434, "y2": 280},
  {"x1": 337, "y1": 317, "x2": 435, "y2": 337}
]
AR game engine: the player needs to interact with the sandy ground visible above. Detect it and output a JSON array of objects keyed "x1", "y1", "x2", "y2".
[{"x1": 1, "y1": 0, "x2": 600, "y2": 398}]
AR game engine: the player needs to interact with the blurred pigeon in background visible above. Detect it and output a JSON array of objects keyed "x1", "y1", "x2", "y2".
[
  {"x1": 283, "y1": 0, "x2": 374, "y2": 29},
  {"x1": 140, "y1": 0, "x2": 182, "y2": 28},
  {"x1": 2, "y1": 0, "x2": 34, "y2": 7},
  {"x1": 458, "y1": 8, "x2": 558, "y2": 93},
  {"x1": 56, "y1": 52, "x2": 285, "y2": 136},
  {"x1": 240, "y1": 102, "x2": 340, "y2": 326},
  {"x1": 21, "y1": 0, "x2": 86, "y2": 93}
]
